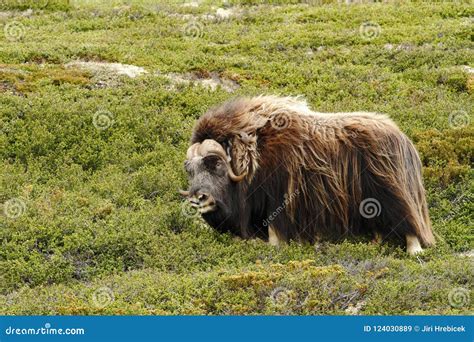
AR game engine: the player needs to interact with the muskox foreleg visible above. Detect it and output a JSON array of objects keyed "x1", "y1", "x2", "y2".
[
  {"x1": 371, "y1": 231, "x2": 383, "y2": 244},
  {"x1": 268, "y1": 225, "x2": 281, "y2": 246},
  {"x1": 406, "y1": 234, "x2": 423, "y2": 255}
]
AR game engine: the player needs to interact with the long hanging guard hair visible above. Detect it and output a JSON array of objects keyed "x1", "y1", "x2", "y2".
[{"x1": 191, "y1": 96, "x2": 435, "y2": 247}]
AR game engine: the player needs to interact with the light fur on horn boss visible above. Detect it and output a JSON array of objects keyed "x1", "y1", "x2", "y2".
[
  {"x1": 186, "y1": 142, "x2": 201, "y2": 160},
  {"x1": 188, "y1": 139, "x2": 248, "y2": 182}
]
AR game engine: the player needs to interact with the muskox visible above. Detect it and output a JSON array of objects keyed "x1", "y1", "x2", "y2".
[{"x1": 181, "y1": 96, "x2": 435, "y2": 254}]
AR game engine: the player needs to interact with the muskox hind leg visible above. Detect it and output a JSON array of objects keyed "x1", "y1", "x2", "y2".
[
  {"x1": 406, "y1": 234, "x2": 423, "y2": 255},
  {"x1": 362, "y1": 181, "x2": 429, "y2": 254},
  {"x1": 361, "y1": 133, "x2": 434, "y2": 254},
  {"x1": 268, "y1": 225, "x2": 281, "y2": 246}
]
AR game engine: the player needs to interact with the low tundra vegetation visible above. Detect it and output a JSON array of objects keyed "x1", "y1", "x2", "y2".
[{"x1": 0, "y1": 0, "x2": 472, "y2": 315}]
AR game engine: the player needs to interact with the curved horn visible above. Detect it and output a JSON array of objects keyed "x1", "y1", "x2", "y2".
[
  {"x1": 179, "y1": 189, "x2": 190, "y2": 197},
  {"x1": 227, "y1": 167, "x2": 247, "y2": 182},
  {"x1": 186, "y1": 142, "x2": 201, "y2": 160},
  {"x1": 199, "y1": 139, "x2": 247, "y2": 182}
]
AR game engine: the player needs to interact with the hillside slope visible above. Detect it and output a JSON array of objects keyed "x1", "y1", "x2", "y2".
[{"x1": 0, "y1": 0, "x2": 472, "y2": 314}]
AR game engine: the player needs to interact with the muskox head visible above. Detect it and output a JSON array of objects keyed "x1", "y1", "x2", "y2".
[{"x1": 180, "y1": 139, "x2": 247, "y2": 230}]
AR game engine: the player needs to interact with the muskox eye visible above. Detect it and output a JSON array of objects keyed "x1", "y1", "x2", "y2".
[{"x1": 203, "y1": 155, "x2": 221, "y2": 170}]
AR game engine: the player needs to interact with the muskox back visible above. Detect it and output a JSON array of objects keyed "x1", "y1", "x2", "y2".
[{"x1": 189, "y1": 96, "x2": 435, "y2": 254}]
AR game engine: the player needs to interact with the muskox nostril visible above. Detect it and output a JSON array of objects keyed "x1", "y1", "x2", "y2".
[
  {"x1": 198, "y1": 193, "x2": 209, "y2": 202},
  {"x1": 188, "y1": 197, "x2": 199, "y2": 207}
]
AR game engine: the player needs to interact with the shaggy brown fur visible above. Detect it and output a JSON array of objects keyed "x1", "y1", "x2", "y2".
[{"x1": 191, "y1": 96, "x2": 435, "y2": 248}]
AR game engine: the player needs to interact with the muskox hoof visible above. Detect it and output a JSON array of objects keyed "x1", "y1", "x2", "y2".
[
  {"x1": 406, "y1": 234, "x2": 424, "y2": 255},
  {"x1": 371, "y1": 231, "x2": 383, "y2": 244}
]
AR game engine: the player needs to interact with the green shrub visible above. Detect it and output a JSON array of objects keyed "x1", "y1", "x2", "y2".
[
  {"x1": 0, "y1": 0, "x2": 472, "y2": 315},
  {"x1": 0, "y1": 0, "x2": 70, "y2": 10}
]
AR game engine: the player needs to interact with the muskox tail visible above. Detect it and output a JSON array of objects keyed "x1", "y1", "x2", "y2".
[{"x1": 361, "y1": 132, "x2": 435, "y2": 247}]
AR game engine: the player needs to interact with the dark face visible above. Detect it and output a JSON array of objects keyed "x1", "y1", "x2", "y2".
[{"x1": 184, "y1": 154, "x2": 235, "y2": 227}]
